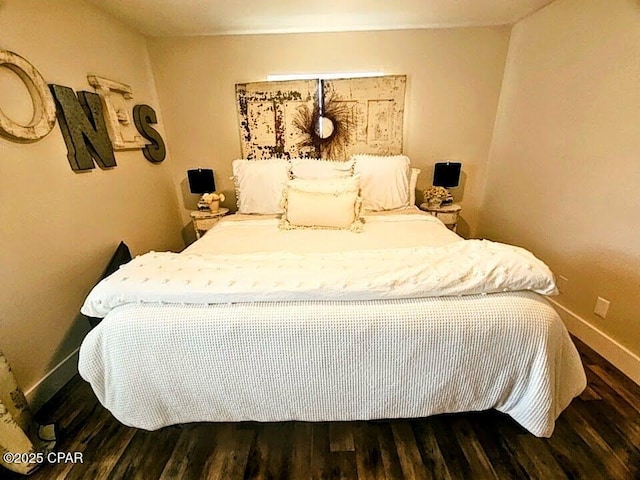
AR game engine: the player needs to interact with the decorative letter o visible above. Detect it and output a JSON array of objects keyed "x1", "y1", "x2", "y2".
[{"x1": 0, "y1": 50, "x2": 56, "y2": 142}]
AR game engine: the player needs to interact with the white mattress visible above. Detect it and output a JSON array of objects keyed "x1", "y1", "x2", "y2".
[{"x1": 78, "y1": 210, "x2": 586, "y2": 437}]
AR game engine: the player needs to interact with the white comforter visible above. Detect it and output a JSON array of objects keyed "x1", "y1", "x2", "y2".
[
  {"x1": 81, "y1": 214, "x2": 557, "y2": 318},
  {"x1": 78, "y1": 211, "x2": 586, "y2": 437}
]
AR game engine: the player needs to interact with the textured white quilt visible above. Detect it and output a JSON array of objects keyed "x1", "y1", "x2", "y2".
[
  {"x1": 78, "y1": 212, "x2": 586, "y2": 436},
  {"x1": 79, "y1": 293, "x2": 585, "y2": 437}
]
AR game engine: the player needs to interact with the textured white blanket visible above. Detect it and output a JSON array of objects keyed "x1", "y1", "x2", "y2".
[
  {"x1": 79, "y1": 292, "x2": 586, "y2": 437},
  {"x1": 81, "y1": 239, "x2": 557, "y2": 318}
]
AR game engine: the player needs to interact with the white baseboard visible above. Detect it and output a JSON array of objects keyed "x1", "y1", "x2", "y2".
[
  {"x1": 25, "y1": 348, "x2": 80, "y2": 413},
  {"x1": 548, "y1": 298, "x2": 640, "y2": 386}
]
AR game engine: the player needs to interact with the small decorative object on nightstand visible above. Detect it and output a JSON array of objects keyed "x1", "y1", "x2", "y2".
[
  {"x1": 190, "y1": 208, "x2": 229, "y2": 239},
  {"x1": 419, "y1": 203, "x2": 462, "y2": 232},
  {"x1": 424, "y1": 186, "x2": 449, "y2": 208}
]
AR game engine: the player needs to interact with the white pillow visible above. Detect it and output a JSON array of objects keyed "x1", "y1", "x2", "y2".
[
  {"x1": 352, "y1": 154, "x2": 411, "y2": 211},
  {"x1": 290, "y1": 158, "x2": 353, "y2": 179},
  {"x1": 232, "y1": 159, "x2": 290, "y2": 214},
  {"x1": 279, "y1": 176, "x2": 363, "y2": 232}
]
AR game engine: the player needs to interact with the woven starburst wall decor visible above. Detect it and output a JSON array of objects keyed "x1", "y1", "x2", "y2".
[{"x1": 235, "y1": 75, "x2": 406, "y2": 160}]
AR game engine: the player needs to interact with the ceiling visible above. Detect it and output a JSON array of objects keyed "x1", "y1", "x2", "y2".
[{"x1": 85, "y1": 0, "x2": 556, "y2": 37}]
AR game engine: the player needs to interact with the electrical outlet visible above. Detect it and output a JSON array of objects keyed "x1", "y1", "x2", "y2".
[
  {"x1": 594, "y1": 297, "x2": 610, "y2": 318},
  {"x1": 557, "y1": 275, "x2": 568, "y2": 294}
]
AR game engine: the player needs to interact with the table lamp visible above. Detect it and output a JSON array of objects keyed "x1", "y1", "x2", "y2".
[
  {"x1": 187, "y1": 168, "x2": 215, "y2": 210},
  {"x1": 433, "y1": 162, "x2": 461, "y2": 205}
]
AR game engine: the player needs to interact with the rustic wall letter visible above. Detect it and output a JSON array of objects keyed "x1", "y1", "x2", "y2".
[
  {"x1": 50, "y1": 84, "x2": 116, "y2": 171},
  {"x1": 133, "y1": 104, "x2": 166, "y2": 163},
  {"x1": 0, "y1": 50, "x2": 56, "y2": 142},
  {"x1": 87, "y1": 75, "x2": 147, "y2": 151}
]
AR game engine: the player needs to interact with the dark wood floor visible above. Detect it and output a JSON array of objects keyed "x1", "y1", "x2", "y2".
[{"x1": 8, "y1": 337, "x2": 640, "y2": 480}]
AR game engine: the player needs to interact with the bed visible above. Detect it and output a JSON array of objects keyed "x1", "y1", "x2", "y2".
[{"x1": 78, "y1": 156, "x2": 586, "y2": 438}]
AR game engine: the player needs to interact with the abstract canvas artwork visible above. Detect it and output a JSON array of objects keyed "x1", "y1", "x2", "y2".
[{"x1": 236, "y1": 75, "x2": 406, "y2": 160}]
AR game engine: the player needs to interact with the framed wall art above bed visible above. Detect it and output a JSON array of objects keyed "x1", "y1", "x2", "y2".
[{"x1": 235, "y1": 75, "x2": 406, "y2": 160}]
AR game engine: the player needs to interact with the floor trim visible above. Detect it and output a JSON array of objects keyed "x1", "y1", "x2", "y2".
[
  {"x1": 549, "y1": 298, "x2": 640, "y2": 386},
  {"x1": 25, "y1": 348, "x2": 80, "y2": 412}
]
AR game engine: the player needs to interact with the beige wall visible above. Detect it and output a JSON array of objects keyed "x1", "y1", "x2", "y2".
[
  {"x1": 479, "y1": 0, "x2": 640, "y2": 355},
  {"x1": 147, "y1": 28, "x2": 510, "y2": 239},
  {"x1": 0, "y1": 0, "x2": 183, "y2": 398}
]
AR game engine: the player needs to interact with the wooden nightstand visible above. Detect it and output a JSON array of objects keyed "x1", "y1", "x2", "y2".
[
  {"x1": 190, "y1": 208, "x2": 229, "y2": 239},
  {"x1": 419, "y1": 203, "x2": 462, "y2": 231}
]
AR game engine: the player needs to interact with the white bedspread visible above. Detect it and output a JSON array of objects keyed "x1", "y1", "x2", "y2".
[
  {"x1": 78, "y1": 211, "x2": 586, "y2": 437},
  {"x1": 79, "y1": 293, "x2": 585, "y2": 437}
]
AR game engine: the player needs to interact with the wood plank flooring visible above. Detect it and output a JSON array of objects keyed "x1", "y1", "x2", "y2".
[{"x1": 7, "y1": 337, "x2": 640, "y2": 479}]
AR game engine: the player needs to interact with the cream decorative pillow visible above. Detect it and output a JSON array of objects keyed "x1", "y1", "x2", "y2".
[
  {"x1": 279, "y1": 176, "x2": 363, "y2": 232},
  {"x1": 290, "y1": 158, "x2": 354, "y2": 179},
  {"x1": 232, "y1": 159, "x2": 290, "y2": 214},
  {"x1": 352, "y1": 154, "x2": 411, "y2": 211}
]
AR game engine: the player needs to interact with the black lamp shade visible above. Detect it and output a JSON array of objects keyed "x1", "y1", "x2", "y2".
[
  {"x1": 433, "y1": 162, "x2": 461, "y2": 188},
  {"x1": 188, "y1": 169, "x2": 215, "y2": 194}
]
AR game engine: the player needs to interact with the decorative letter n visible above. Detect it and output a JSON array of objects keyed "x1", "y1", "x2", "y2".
[{"x1": 50, "y1": 84, "x2": 116, "y2": 171}]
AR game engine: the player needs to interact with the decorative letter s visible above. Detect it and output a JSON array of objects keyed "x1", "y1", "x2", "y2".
[{"x1": 133, "y1": 104, "x2": 166, "y2": 163}]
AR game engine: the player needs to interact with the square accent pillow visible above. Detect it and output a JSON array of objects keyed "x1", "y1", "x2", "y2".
[
  {"x1": 290, "y1": 158, "x2": 353, "y2": 179},
  {"x1": 232, "y1": 159, "x2": 290, "y2": 214},
  {"x1": 352, "y1": 154, "x2": 411, "y2": 211},
  {"x1": 279, "y1": 176, "x2": 363, "y2": 232}
]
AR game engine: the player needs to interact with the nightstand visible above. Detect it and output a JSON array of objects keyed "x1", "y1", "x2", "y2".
[
  {"x1": 419, "y1": 203, "x2": 462, "y2": 232},
  {"x1": 190, "y1": 208, "x2": 229, "y2": 239}
]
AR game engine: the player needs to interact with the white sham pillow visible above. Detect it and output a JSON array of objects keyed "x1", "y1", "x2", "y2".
[
  {"x1": 352, "y1": 154, "x2": 411, "y2": 211},
  {"x1": 279, "y1": 176, "x2": 363, "y2": 232},
  {"x1": 232, "y1": 159, "x2": 290, "y2": 214},
  {"x1": 289, "y1": 158, "x2": 353, "y2": 179}
]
